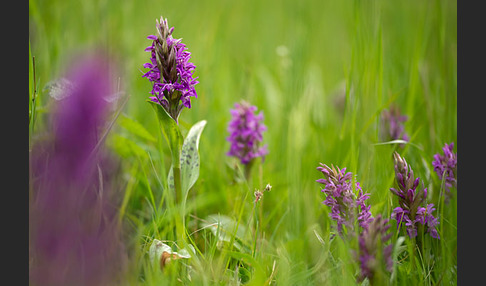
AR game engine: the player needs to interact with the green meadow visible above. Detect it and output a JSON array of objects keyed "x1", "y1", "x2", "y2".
[{"x1": 29, "y1": 0, "x2": 457, "y2": 285}]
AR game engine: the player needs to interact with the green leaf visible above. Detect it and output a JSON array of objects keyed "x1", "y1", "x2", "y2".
[
  {"x1": 372, "y1": 139, "x2": 424, "y2": 151},
  {"x1": 201, "y1": 214, "x2": 250, "y2": 252},
  {"x1": 391, "y1": 236, "x2": 407, "y2": 281},
  {"x1": 110, "y1": 134, "x2": 147, "y2": 159},
  {"x1": 29, "y1": 41, "x2": 33, "y2": 102},
  {"x1": 29, "y1": 42, "x2": 34, "y2": 137},
  {"x1": 118, "y1": 114, "x2": 157, "y2": 143},
  {"x1": 168, "y1": 120, "x2": 207, "y2": 194},
  {"x1": 148, "y1": 101, "x2": 183, "y2": 168},
  {"x1": 225, "y1": 251, "x2": 261, "y2": 269}
]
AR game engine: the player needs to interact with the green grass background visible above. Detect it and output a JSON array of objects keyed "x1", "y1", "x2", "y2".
[{"x1": 29, "y1": 0, "x2": 457, "y2": 285}]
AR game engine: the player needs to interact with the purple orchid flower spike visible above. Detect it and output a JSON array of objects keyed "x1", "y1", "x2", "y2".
[
  {"x1": 432, "y1": 142, "x2": 457, "y2": 202},
  {"x1": 390, "y1": 152, "x2": 439, "y2": 239},
  {"x1": 29, "y1": 54, "x2": 127, "y2": 286},
  {"x1": 226, "y1": 100, "x2": 268, "y2": 167},
  {"x1": 316, "y1": 163, "x2": 373, "y2": 238},
  {"x1": 143, "y1": 16, "x2": 199, "y2": 121},
  {"x1": 357, "y1": 215, "x2": 394, "y2": 284}
]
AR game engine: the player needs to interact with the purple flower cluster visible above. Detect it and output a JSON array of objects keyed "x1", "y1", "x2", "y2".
[
  {"x1": 226, "y1": 101, "x2": 268, "y2": 165},
  {"x1": 143, "y1": 16, "x2": 199, "y2": 120},
  {"x1": 415, "y1": 204, "x2": 440, "y2": 239},
  {"x1": 380, "y1": 105, "x2": 409, "y2": 143},
  {"x1": 316, "y1": 164, "x2": 374, "y2": 236},
  {"x1": 30, "y1": 54, "x2": 126, "y2": 286},
  {"x1": 357, "y1": 215, "x2": 394, "y2": 284},
  {"x1": 315, "y1": 164, "x2": 396, "y2": 282},
  {"x1": 390, "y1": 152, "x2": 440, "y2": 239},
  {"x1": 432, "y1": 142, "x2": 457, "y2": 200}
]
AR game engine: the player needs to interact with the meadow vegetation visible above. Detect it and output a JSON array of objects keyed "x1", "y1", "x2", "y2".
[{"x1": 29, "y1": 0, "x2": 457, "y2": 285}]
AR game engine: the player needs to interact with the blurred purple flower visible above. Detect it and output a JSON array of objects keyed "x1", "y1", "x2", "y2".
[
  {"x1": 432, "y1": 142, "x2": 457, "y2": 201},
  {"x1": 29, "y1": 54, "x2": 127, "y2": 286},
  {"x1": 390, "y1": 152, "x2": 439, "y2": 239},
  {"x1": 226, "y1": 101, "x2": 268, "y2": 165},
  {"x1": 316, "y1": 164, "x2": 373, "y2": 237},
  {"x1": 357, "y1": 215, "x2": 394, "y2": 284},
  {"x1": 143, "y1": 16, "x2": 199, "y2": 121},
  {"x1": 380, "y1": 105, "x2": 409, "y2": 143}
]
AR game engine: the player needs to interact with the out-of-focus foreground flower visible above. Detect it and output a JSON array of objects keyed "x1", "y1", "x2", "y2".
[
  {"x1": 29, "y1": 54, "x2": 127, "y2": 286},
  {"x1": 226, "y1": 100, "x2": 268, "y2": 166},
  {"x1": 316, "y1": 164, "x2": 373, "y2": 237},
  {"x1": 357, "y1": 215, "x2": 394, "y2": 284},
  {"x1": 390, "y1": 152, "x2": 440, "y2": 239},
  {"x1": 432, "y1": 142, "x2": 457, "y2": 201},
  {"x1": 143, "y1": 16, "x2": 199, "y2": 121}
]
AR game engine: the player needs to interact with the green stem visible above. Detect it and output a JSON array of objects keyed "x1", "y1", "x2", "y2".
[
  {"x1": 244, "y1": 160, "x2": 254, "y2": 182},
  {"x1": 252, "y1": 203, "x2": 259, "y2": 258},
  {"x1": 173, "y1": 166, "x2": 182, "y2": 205},
  {"x1": 173, "y1": 163, "x2": 187, "y2": 246},
  {"x1": 410, "y1": 236, "x2": 416, "y2": 276}
]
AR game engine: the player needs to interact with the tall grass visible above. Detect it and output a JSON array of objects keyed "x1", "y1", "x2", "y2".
[{"x1": 29, "y1": 0, "x2": 457, "y2": 285}]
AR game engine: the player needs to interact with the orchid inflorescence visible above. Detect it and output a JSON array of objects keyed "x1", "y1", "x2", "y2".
[
  {"x1": 143, "y1": 16, "x2": 199, "y2": 121},
  {"x1": 390, "y1": 152, "x2": 440, "y2": 239},
  {"x1": 226, "y1": 100, "x2": 268, "y2": 166},
  {"x1": 316, "y1": 163, "x2": 373, "y2": 237},
  {"x1": 432, "y1": 142, "x2": 457, "y2": 201}
]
